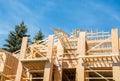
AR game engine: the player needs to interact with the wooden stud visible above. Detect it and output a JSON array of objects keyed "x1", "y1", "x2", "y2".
[
  {"x1": 54, "y1": 40, "x2": 64, "y2": 81},
  {"x1": 76, "y1": 32, "x2": 86, "y2": 81},
  {"x1": 112, "y1": 28, "x2": 120, "y2": 81},
  {"x1": 43, "y1": 35, "x2": 54, "y2": 81},
  {"x1": 112, "y1": 28, "x2": 119, "y2": 53},
  {"x1": 30, "y1": 74, "x2": 32, "y2": 81},
  {"x1": 15, "y1": 37, "x2": 28, "y2": 81}
]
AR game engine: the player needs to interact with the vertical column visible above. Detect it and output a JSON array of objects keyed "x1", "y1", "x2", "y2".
[
  {"x1": 15, "y1": 37, "x2": 28, "y2": 81},
  {"x1": 112, "y1": 28, "x2": 120, "y2": 81},
  {"x1": 43, "y1": 35, "x2": 54, "y2": 81},
  {"x1": 112, "y1": 28, "x2": 119, "y2": 53},
  {"x1": 54, "y1": 40, "x2": 64, "y2": 81},
  {"x1": 30, "y1": 74, "x2": 32, "y2": 81},
  {"x1": 76, "y1": 32, "x2": 86, "y2": 81},
  {"x1": 119, "y1": 38, "x2": 120, "y2": 49}
]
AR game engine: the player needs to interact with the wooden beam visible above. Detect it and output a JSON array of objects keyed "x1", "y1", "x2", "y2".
[
  {"x1": 29, "y1": 70, "x2": 44, "y2": 73},
  {"x1": 78, "y1": 54, "x2": 119, "y2": 58},
  {"x1": 85, "y1": 70, "x2": 112, "y2": 72},
  {"x1": 111, "y1": 28, "x2": 120, "y2": 81},
  {"x1": 29, "y1": 73, "x2": 32, "y2": 81},
  {"x1": 23, "y1": 77, "x2": 43, "y2": 80},
  {"x1": 119, "y1": 39, "x2": 120, "y2": 49},
  {"x1": 54, "y1": 40, "x2": 64, "y2": 81},
  {"x1": 85, "y1": 77, "x2": 113, "y2": 79},
  {"x1": 88, "y1": 48, "x2": 112, "y2": 53},
  {"x1": 15, "y1": 37, "x2": 28, "y2": 81},
  {"x1": 76, "y1": 32, "x2": 86, "y2": 81},
  {"x1": 113, "y1": 62, "x2": 120, "y2": 81},
  {"x1": 87, "y1": 38, "x2": 111, "y2": 44},
  {"x1": 67, "y1": 38, "x2": 78, "y2": 42},
  {"x1": 43, "y1": 35, "x2": 54, "y2": 81},
  {"x1": 112, "y1": 28, "x2": 119, "y2": 53},
  {"x1": 20, "y1": 57, "x2": 48, "y2": 62}
]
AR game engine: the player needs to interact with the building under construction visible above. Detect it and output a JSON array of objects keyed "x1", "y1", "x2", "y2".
[{"x1": 0, "y1": 28, "x2": 120, "y2": 81}]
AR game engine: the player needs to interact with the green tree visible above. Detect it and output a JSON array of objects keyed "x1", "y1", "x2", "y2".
[
  {"x1": 34, "y1": 29, "x2": 44, "y2": 41},
  {"x1": 3, "y1": 21, "x2": 28, "y2": 52}
]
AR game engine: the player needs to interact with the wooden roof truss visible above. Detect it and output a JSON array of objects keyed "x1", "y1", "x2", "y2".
[{"x1": 52, "y1": 28, "x2": 77, "y2": 55}]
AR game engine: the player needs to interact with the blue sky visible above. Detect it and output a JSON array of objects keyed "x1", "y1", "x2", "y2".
[{"x1": 0, "y1": 0, "x2": 120, "y2": 48}]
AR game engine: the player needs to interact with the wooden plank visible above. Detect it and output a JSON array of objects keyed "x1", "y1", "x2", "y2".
[
  {"x1": 85, "y1": 70, "x2": 112, "y2": 72},
  {"x1": 43, "y1": 35, "x2": 54, "y2": 81},
  {"x1": 113, "y1": 63, "x2": 120, "y2": 79},
  {"x1": 93, "y1": 58, "x2": 99, "y2": 67},
  {"x1": 111, "y1": 28, "x2": 120, "y2": 81},
  {"x1": 20, "y1": 57, "x2": 48, "y2": 62},
  {"x1": 23, "y1": 77, "x2": 43, "y2": 80},
  {"x1": 112, "y1": 28, "x2": 119, "y2": 53},
  {"x1": 30, "y1": 74, "x2": 32, "y2": 81},
  {"x1": 85, "y1": 77, "x2": 113, "y2": 79},
  {"x1": 15, "y1": 37, "x2": 28, "y2": 81},
  {"x1": 88, "y1": 48, "x2": 112, "y2": 53},
  {"x1": 29, "y1": 70, "x2": 44, "y2": 73},
  {"x1": 78, "y1": 54, "x2": 119, "y2": 58},
  {"x1": 85, "y1": 67, "x2": 112, "y2": 70},
  {"x1": 54, "y1": 40, "x2": 64, "y2": 81},
  {"x1": 87, "y1": 39, "x2": 111, "y2": 44},
  {"x1": 119, "y1": 39, "x2": 120, "y2": 49},
  {"x1": 76, "y1": 32, "x2": 86, "y2": 81},
  {"x1": 1, "y1": 50, "x2": 18, "y2": 81}
]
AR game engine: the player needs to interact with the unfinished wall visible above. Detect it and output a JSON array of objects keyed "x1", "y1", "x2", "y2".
[
  {"x1": 0, "y1": 50, "x2": 18, "y2": 81},
  {"x1": 13, "y1": 28, "x2": 120, "y2": 81},
  {"x1": 0, "y1": 52, "x2": 6, "y2": 73}
]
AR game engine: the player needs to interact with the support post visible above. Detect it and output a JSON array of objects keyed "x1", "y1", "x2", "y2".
[
  {"x1": 15, "y1": 37, "x2": 28, "y2": 81},
  {"x1": 54, "y1": 40, "x2": 64, "y2": 81},
  {"x1": 43, "y1": 35, "x2": 54, "y2": 81},
  {"x1": 112, "y1": 28, "x2": 120, "y2": 81},
  {"x1": 30, "y1": 73, "x2": 32, "y2": 81},
  {"x1": 112, "y1": 28, "x2": 119, "y2": 53},
  {"x1": 76, "y1": 32, "x2": 86, "y2": 81}
]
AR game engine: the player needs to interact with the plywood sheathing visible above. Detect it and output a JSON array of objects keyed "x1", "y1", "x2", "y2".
[{"x1": 0, "y1": 49, "x2": 18, "y2": 81}]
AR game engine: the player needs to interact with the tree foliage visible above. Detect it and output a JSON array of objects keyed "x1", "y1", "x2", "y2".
[
  {"x1": 34, "y1": 29, "x2": 44, "y2": 41},
  {"x1": 3, "y1": 21, "x2": 28, "y2": 52}
]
